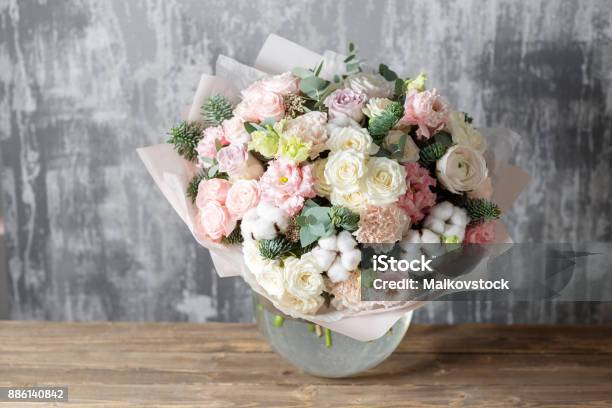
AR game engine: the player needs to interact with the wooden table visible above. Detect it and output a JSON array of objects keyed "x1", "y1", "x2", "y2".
[{"x1": 0, "y1": 322, "x2": 611, "y2": 407}]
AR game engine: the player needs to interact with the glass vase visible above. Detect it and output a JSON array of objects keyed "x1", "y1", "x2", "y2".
[{"x1": 253, "y1": 293, "x2": 412, "y2": 378}]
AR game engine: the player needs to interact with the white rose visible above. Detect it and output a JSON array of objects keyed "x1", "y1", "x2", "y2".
[
  {"x1": 312, "y1": 158, "x2": 332, "y2": 197},
  {"x1": 446, "y1": 111, "x2": 486, "y2": 153},
  {"x1": 327, "y1": 125, "x2": 379, "y2": 155},
  {"x1": 344, "y1": 72, "x2": 393, "y2": 98},
  {"x1": 255, "y1": 264, "x2": 285, "y2": 298},
  {"x1": 362, "y1": 97, "x2": 392, "y2": 118},
  {"x1": 324, "y1": 150, "x2": 367, "y2": 193},
  {"x1": 383, "y1": 130, "x2": 420, "y2": 163},
  {"x1": 284, "y1": 111, "x2": 329, "y2": 159},
  {"x1": 365, "y1": 157, "x2": 407, "y2": 205},
  {"x1": 436, "y1": 145, "x2": 488, "y2": 194},
  {"x1": 277, "y1": 291, "x2": 324, "y2": 315},
  {"x1": 330, "y1": 188, "x2": 369, "y2": 212},
  {"x1": 283, "y1": 255, "x2": 325, "y2": 299},
  {"x1": 242, "y1": 240, "x2": 279, "y2": 273}
]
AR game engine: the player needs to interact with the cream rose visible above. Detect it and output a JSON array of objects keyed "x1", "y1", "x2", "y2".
[
  {"x1": 284, "y1": 111, "x2": 329, "y2": 159},
  {"x1": 327, "y1": 124, "x2": 379, "y2": 155},
  {"x1": 243, "y1": 240, "x2": 279, "y2": 274},
  {"x1": 324, "y1": 150, "x2": 367, "y2": 193},
  {"x1": 226, "y1": 180, "x2": 261, "y2": 219},
  {"x1": 283, "y1": 255, "x2": 325, "y2": 300},
  {"x1": 362, "y1": 97, "x2": 392, "y2": 118},
  {"x1": 436, "y1": 145, "x2": 488, "y2": 194},
  {"x1": 312, "y1": 158, "x2": 332, "y2": 197},
  {"x1": 255, "y1": 263, "x2": 285, "y2": 298},
  {"x1": 383, "y1": 130, "x2": 420, "y2": 163},
  {"x1": 446, "y1": 111, "x2": 486, "y2": 153},
  {"x1": 344, "y1": 72, "x2": 393, "y2": 98},
  {"x1": 365, "y1": 157, "x2": 407, "y2": 206},
  {"x1": 330, "y1": 188, "x2": 369, "y2": 212},
  {"x1": 277, "y1": 291, "x2": 324, "y2": 315}
]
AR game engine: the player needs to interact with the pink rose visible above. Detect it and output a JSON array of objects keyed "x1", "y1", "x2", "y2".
[
  {"x1": 196, "y1": 126, "x2": 228, "y2": 168},
  {"x1": 260, "y1": 72, "x2": 299, "y2": 96},
  {"x1": 324, "y1": 88, "x2": 367, "y2": 122},
  {"x1": 284, "y1": 111, "x2": 329, "y2": 159},
  {"x1": 222, "y1": 117, "x2": 250, "y2": 146},
  {"x1": 259, "y1": 159, "x2": 316, "y2": 216},
  {"x1": 234, "y1": 82, "x2": 285, "y2": 122},
  {"x1": 195, "y1": 178, "x2": 232, "y2": 208},
  {"x1": 402, "y1": 89, "x2": 449, "y2": 139},
  {"x1": 217, "y1": 144, "x2": 249, "y2": 176},
  {"x1": 226, "y1": 180, "x2": 261, "y2": 219},
  {"x1": 464, "y1": 221, "x2": 496, "y2": 244},
  {"x1": 198, "y1": 200, "x2": 236, "y2": 241}
]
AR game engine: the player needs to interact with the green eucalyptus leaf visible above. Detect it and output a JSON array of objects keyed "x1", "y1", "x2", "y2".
[
  {"x1": 244, "y1": 122, "x2": 257, "y2": 134},
  {"x1": 292, "y1": 67, "x2": 314, "y2": 79},
  {"x1": 379, "y1": 63, "x2": 398, "y2": 81}
]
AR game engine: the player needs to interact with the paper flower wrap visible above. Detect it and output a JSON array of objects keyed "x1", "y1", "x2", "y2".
[{"x1": 138, "y1": 35, "x2": 529, "y2": 341}]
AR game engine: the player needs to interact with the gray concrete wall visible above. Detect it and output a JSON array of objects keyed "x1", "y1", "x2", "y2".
[{"x1": 1, "y1": 0, "x2": 611, "y2": 324}]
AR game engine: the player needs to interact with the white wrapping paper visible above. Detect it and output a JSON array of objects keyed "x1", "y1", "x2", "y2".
[{"x1": 138, "y1": 34, "x2": 529, "y2": 341}]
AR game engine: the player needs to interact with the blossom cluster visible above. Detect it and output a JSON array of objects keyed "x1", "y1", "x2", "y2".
[{"x1": 169, "y1": 48, "x2": 501, "y2": 316}]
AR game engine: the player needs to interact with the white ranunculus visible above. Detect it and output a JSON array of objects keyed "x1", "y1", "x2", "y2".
[
  {"x1": 446, "y1": 111, "x2": 487, "y2": 153},
  {"x1": 324, "y1": 150, "x2": 367, "y2": 193},
  {"x1": 330, "y1": 188, "x2": 369, "y2": 212},
  {"x1": 364, "y1": 157, "x2": 407, "y2": 206},
  {"x1": 283, "y1": 255, "x2": 325, "y2": 299},
  {"x1": 362, "y1": 97, "x2": 393, "y2": 118},
  {"x1": 327, "y1": 125, "x2": 379, "y2": 155},
  {"x1": 383, "y1": 130, "x2": 420, "y2": 163},
  {"x1": 344, "y1": 72, "x2": 393, "y2": 98},
  {"x1": 436, "y1": 145, "x2": 488, "y2": 194},
  {"x1": 312, "y1": 158, "x2": 332, "y2": 197},
  {"x1": 255, "y1": 263, "x2": 285, "y2": 298}
]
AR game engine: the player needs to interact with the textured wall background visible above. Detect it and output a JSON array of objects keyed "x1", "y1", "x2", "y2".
[{"x1": 1, "y1": 0, "x2": 611, "y2": 324}]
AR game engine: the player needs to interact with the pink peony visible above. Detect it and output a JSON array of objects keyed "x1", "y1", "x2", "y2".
[
  {"x1": 217, "y1": 144, "x2": 249, "y2": 176},
  {"x1": 197, "y1": 200, "x2": 236, "y2": 242},
  {"x1": 259, "y1": 159, "x2": 316, "y2": 216},
  {"x1": 195, "y1": 178, "x2": 232, "y2": 208},
  {"x1": 354, "y1": 204, "x2": 408, "y2": 244},
  {"x1": 222, "y1": 116, "x2": 250, "y2": 145},
  {"x1": 260, "y1": 72, "x2": 299, "y2": 96},
  {"x1": 464, "y1": 221, "x2": 496, "y2": 244},
  {"x1": 226, "y1": 180, "x2": 261, "y2": 219},
  {"x1": 234, "y1": 82, "x2": 285, "y2": 122},
  {"x1": 284, "y1": 111, "x2": 329, "y2": 159},
  {"x1": 402, "y1": 89, "x2": 449, "y2": 139},
  {"x1": 398, "y1": 162, "x2": 437, "y2": 224},
  {"x1": 324, "y1": 88, "x2": 367, "y2": 122},
  {"x1": 196, "y1": 126, "x2": 228, "y2": 168}
]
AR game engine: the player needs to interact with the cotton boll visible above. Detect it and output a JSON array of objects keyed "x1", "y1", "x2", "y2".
[
  {"x1": 450, "y1": 207, "x2": 469, "y2": 226},
  {"x1": 340, "y1": 248, "x2": 362, "y2": 270},
  {"x1": 312, "y1": 247, "x2": 337, "y2": 271},
  {"x1": 430, "y1": 201, "x2": 453, "y2": 220},
  {"x1": 402, "y1": 230, "x2": 422, "y2": 244},
  {"x1": 253, "y1": 222, "x2": 278, "y2": 240},
  {"x1": 444, "y1": 224, "x2": 465, "y2": 241},
  {"x1": 318, "y1": 235, "x2": 338, "y2": 251},
  {"x1": 257, "y1": 203, "x2": 289, "y2": 232},
  {"x1": 328, "y1": 258, "x2": 351, "y2": 282},
  {"x1": 336, "y1": 230, "x2": 357, "y2": 252},
  {"x1": 424, "y1": 217, "x2": 445, "y2": 235},
  {"x1": 421, "y1": 229, "x2": 441, "y2": 243}
]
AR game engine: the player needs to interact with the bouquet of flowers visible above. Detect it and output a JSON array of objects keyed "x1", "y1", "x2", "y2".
[{"x1": 139, "y1": 35, "x2": 528, "y2": 341}]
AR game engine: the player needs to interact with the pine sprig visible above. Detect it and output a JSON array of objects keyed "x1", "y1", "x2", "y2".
[
  {"x1": 419, "y1": 143, "x2": 449, "y2": 167},
  {"x1": 222, "y1": 225, "x2": 244, "y2": 245},
  {"x1": 201, "y1": 94, "x2": 233, "y2": 126},
  {"x1": 466, "y1": 198, "x2": 501, "y2": 223},
  {"x1": 187, "y1": 171, "x2": 207, "y2": 203},
  {"x1": 167, "y1": 121, "x2": 203, "y2": 162},
  {"x1": 259, "y1": 237, "x2": 297, "y2": 260},
  {"x1": 329, "y1": 206, "x2": 359, "y2": 232},
  {"x1": 368, "y1": 102, "x2": 404, "y2": 144}
]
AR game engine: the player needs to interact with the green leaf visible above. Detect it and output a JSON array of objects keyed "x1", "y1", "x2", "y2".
[
  {"x1": 314, "y1": 61, "x2": 324, "y2": 77},
  {"x1": 433, "y1": 131, "x2": 453, "y2": 147},
  {"x1": 394, "y1": 78, "x2": 405, "y2": 97},
  {"x1": 300, "y1": 76, "x2": 329, "y2": 95},
  {"x1": 244, "y1": 122, "x2": 258, "y2": 134},
  {"x1": 207, "y1": 165, "x2": 219, "y2": 178},
  {"x1": 348, "y1": 42, "x2": 355, "y2": 53},
  {"x1": 292, "y1": 67, "x2": 314, "y2": 79},
  {"x1": 379, "y1": 63, "x2": 398, "y2": 81},
  {"x1": 300, "y1": 228, "x2": 319, "y2": 247},
  {"x1": 201, "y1": 94, "x2": 233, "y2": 126},
  {"x1": 167, "y1": 121, "x2": 204, "y2": 162},
  {"x1": 419, "y1": 143, "x2": 449, "y2": 167},
  {"x1": 344, "y1": 54, "x2": 356, "y2": 63}
]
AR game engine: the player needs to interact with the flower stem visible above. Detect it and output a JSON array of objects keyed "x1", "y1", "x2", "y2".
[
  {"x1": 307, "y1": 323, "x2": 315, "y2": 332},
  {"x1": 273, "y1": 315, "x2": 284, "y2": 327},
  {"x1": 315, "y1": 324, "x2": 322, "y2": 337},
  {"x1": 325, "y1": 328, "x2": 332, "y2": 348}
]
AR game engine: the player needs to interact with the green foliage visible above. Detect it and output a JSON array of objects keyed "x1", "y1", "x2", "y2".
[
  {"x1": 419, "y1": 143, "x2": 449, "y2": 167},
  {"x1": 466, "y1": 198, "x2": 501, "y2": 223},
  {"x1": 296, "y1": 200, "x2": 335, "y2": 247},
  {"x1": 329, "y1": 206, "x2": 360, "y2": 232},
  {"x1": 433, "y1": 130, "x2": 453, "y2": 146},
  {"x1": 378, "y1": 63, "x2": 399, "y2": 81},
  {"x1": 167, "y1": 121, "x2": 203, "y2": 162},
  {"x1": 222, "y1": 225, "x2": 244, "y2": 245},
  {"x1": 187, "y1": 171, "x2": 207, "y2": 203},
  {"x1": 367, "y1": 101, "x2": 404, "y2": 144},
  {"x1": 259, "y1": 237, "x2": 297, "y2": 260},
  {"x1": 201, "y1": 94, "x2": 233, "y2": 126}
]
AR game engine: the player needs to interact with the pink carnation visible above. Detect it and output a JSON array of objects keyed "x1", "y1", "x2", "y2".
[
  {"x1": 196, "y1": 126, "x2": 228, "y2": 168},
  {"x1": 464, "y1": 221, "x2": 496, "y2": 244},
  {"x1": 402, "y1": 89, "x2": 449, "y2": 139},
  {"x1": 398, "y1": 162, "x2": 437, "y2": 224},
  {"x1": 355, "y1": 204, "x2": 408, "y2": 244},
  {"x1": 259, "y1": 159, "x2": 316, "y2": 216},
  {"x1": 195, "y1": 178, "x2": 232, "y2": 208}
]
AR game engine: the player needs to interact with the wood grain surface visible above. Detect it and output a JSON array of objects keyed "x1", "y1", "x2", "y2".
[{"x1": 0, "y1": 322, "x2": 611, "y2": 407}]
